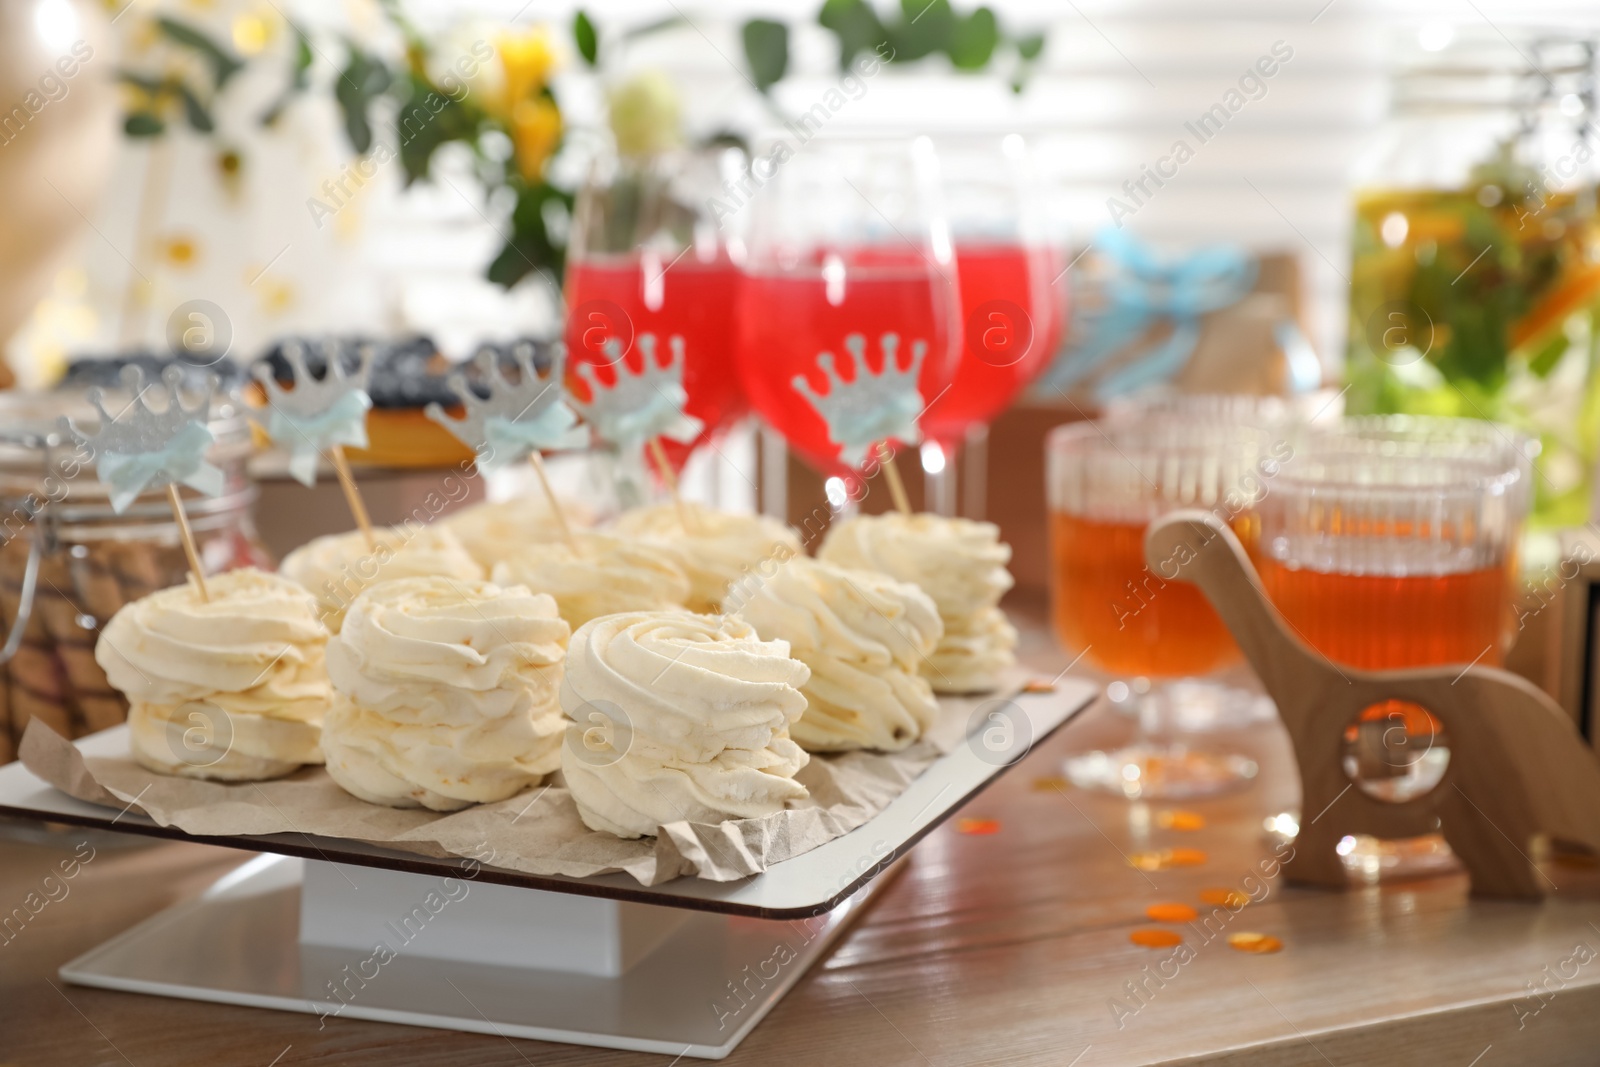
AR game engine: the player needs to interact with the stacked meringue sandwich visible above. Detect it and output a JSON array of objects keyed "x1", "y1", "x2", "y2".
[
  {"x1": 281, "y1": 524, "x2": 483, "y2": 631},
  {"x1": 320, "y1": 576, "x2": 570, "y2": 811},
  {"x1": 442, "y1": 493, "x2": 598, "y2": 571},
  {"x1": 820, "y1": 513, "x2": 1017, "y2": 693},
  {"x1": 613, "y1": 500, "x2": 802, "y2": 613},
  {"x1": 559, "y1": 611, "x2": 811, "y2": 838},
  {"x1": 736, "y1": 556, "x2": 943, "y2": 752},
  {"x1": 96, "y1": 568, "x2": 332, "y2": 781},
  {"x1": 491, "y1": 531, "x2": 690, "y2": 629}
]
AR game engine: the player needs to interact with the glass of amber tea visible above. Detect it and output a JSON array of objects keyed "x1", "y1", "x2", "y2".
[
  {"x1": 1267, "y1": 415, "x2": 1535, "y2": 665},
  {"x1": 1047, "y1": 418, "x2": 1275, "y2": 799},
  {"x1": 1256, "y1": 419, "x2": 1531, "y2": 812}
]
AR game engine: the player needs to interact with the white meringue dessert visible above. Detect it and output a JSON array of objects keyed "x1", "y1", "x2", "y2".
[
  {"x1": 560, "y1": 611, "x2": 811, "y2": 838},
  {"x1": 321, "y1": 575, "x2": 570, "y2": 812},
  {"x1": 737, "y1": 556, "x2": 943, "y2": 752},
  {"x1": 96, "y1": 567, "x2": 332, "y2": 781},
  {"x1": 490, "y1": 530, "x2": 690, "y2": 629},
  {"x1": 443, "y1": 493, "x2": 595, "y2": 570},
  {"x1": 280, "y1": 524, "x2": 484, "y2": 632},
  {"x1": 611, "y1": 501, "x2": 802, "y2": 614},
  {"x1": 819, "y1": 512, "x2": 1018, "y2": 693}
]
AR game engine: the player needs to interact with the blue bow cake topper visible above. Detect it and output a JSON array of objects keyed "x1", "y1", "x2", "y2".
[
  {"x1": 251, "y1": 339, "x2": 373, "y2": 487},
  {"x1": 425, "y1": 342, "x2": 589, "y2": 470},
  {"x1": 61, "y1": 364, "x2": 224, "y2": 513},
  {"x1": 792, "y1": 332, "x2": 926, "y2": 467},
  {"x1": 570, "y1": 333, "x2": 703, "y2": 466}
]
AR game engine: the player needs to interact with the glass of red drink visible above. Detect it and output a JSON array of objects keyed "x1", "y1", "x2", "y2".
[
  {"x1": 563, "y1": 146, "x2": 749, "y2": 473},
  {"x1": 919, "y1": 135, "x2": 1064, "y2": 514},
  {"x1": 922, "y1": 134, "x2": 1062, "y2": 442},
  {"x1": 734, "y1": 136, "x2": 959, "y2": 479}
]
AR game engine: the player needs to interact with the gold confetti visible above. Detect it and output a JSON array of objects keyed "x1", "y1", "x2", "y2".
[
  {"x1": 1130, "y1": 928, "x2": 1183, "y2": 949},
  {"x1": 1199, "y1": 888, "x2": 1250, "y2": 909},
  {"x1": 1157, "y1": 809, "x2": 1206, "y2": 832},
  {"x1": 1030, "y1": 775, "x2": 1071, "y2": 792},
  {"x1": 1145, "y1": 903, "x2": 1198, "y2": 923},
  {"x1": 1227, "y1": 932, "x2": 1283, "y2": 954},
  {"x1": 957, "y1": 818, "x2": 1001, "y2": 836},
  {"x1": 1128, "y1": 847, "x2": 1209, "y2": 871}
]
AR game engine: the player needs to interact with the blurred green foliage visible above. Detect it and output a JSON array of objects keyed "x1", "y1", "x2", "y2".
[{"x1": 115, "y1": 3, "x2": 1046, "y2": 291}]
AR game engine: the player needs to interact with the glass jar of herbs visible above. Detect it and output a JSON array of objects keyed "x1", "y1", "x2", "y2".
[{"x1": 1347, "y1": 28, "x2": 1598, "y2": 526}]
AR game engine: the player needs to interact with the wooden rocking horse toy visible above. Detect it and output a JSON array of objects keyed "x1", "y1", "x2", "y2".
[{"x1": 1146, "y1": 510, "x2": 1600, "y2": 900}]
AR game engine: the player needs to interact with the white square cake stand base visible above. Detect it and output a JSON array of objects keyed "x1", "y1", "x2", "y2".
[{"x1": 59, "y1": 854, "x2": 899, "y2": 1060}]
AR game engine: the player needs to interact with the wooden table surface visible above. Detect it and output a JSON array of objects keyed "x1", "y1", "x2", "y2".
[{"x1": 6, "y1": 596, "x2": 1600, "y2": 1067}]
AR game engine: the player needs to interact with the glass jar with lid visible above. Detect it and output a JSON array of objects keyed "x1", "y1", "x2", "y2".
[
  {"x1": 0, "y1": 384, "x2": 267, "y2": 760},
  {"x1": 1345, "y1": 27, "x2": 1599, "y2": 527}
]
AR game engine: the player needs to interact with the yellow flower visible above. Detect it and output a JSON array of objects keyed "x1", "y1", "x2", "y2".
[
  {"x1": 259, "y1": 278, "x2": 295, "y2": 315},
  {"x1": 231, "y1": 12, "x2": 274, "y2": 57},
  {"x1": 511, "y1": 96, "x2": 562, "y2": 183},
  {"x1": 121, "y1": 79, "x2": 161, "y2": 114},
  {"x1": 495, "y1": 27, "x2": 559, "y2": 118},
  {"x1": 125, "y1": 12, "x2": 158, "y2": 54},
  {"x1": 607, "y1": 70, "x2": 682, "y2": 159},
  {"x1": 160, "y1": 234, "x2": 200, "y2": 268}
]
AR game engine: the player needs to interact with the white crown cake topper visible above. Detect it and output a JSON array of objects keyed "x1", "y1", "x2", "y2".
[
  {"x1": 792, "y1": 332, "x2": 926, "y2": 467},
  {"x1": 251, "y1": 339, "x2": 374, "y2": 487},
  {"x1": 570, "y1": 334, "x2": 704, "y2": 464},
  {"x1": 425, "y1": 342, "x2": 590, "y2": 471},
  {"x1": 61, "y1": 364, "x2": 225, "y2": 513}
]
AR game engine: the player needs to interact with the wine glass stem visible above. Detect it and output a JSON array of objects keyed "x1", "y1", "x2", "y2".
[
  {"x1": 1136, "y1": 680, "x2": 1164, "y2": 744},
  {"x1": 759, "y1": 425, "x2": 788, "y2": 520},
  {"x1": 963, "y1": 424, "x2": 988, "y2": 520},
  {"x1": 926, "y1": 452, "x2": 956, "y2": 515}
]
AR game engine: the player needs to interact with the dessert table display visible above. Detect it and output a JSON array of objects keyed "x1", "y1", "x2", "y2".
[
  {"x1": 12, "y1": 607, "x2": 1600, "y2": 1067},
  {"x1": 0, "y1": 323, "x2": 1091, "y2": 1058},
  {"x1": 7, "y1": 355, "x2": 1600, "y2": 1061},
  {"x1": 11, "y1": 96, "x2": 1599, "y2": 1059}
]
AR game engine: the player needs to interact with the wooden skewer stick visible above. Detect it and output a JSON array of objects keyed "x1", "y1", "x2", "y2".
[
  {"x1": 877, "y1": 441, "x2": 913, "y2": 516},
  {"x1": 166, "y1": 484, "x2": 209, "y2": 603},
  {"x1": 528, "y1": 452, "x2": 579, "y2": 553},
  {"x1": 649, "y1": 437, "x2": 697, "y2": 533},
  {"x1": 328, "y1": 444, "x2": 376, "y2": 549}
]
